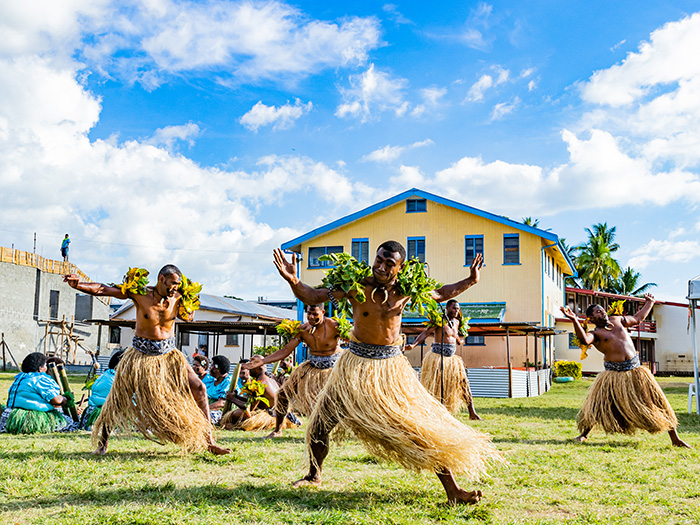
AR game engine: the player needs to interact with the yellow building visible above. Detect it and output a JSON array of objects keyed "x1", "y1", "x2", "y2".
[{"x1": 282, "y1": 189, "x2": 577, "y2": 388}]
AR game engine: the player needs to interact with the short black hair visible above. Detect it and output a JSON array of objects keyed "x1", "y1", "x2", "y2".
[
  {"x1": 212, "y1": 355, "x2": 230, "y2": 375},
  {"x1": 158, "y1": 264, "x2": 182, "y2": 279},
  {"x1": 108, "y1": 350, "x2": 125, "y2": 370},
  {"x1": 193, "y1": 355, "x2": 209, "y2": 368},
  {"x1": 585, "y1": 304, "x2": 603, "y2": 317},
  {"x1": 377, "y1": 240, "x2": 406, "y2": 262},
  {"x1": 446, "y1": 299, "x2": 459, "y2": 307},
  {"x1": 22, "y1": 352, "x2": 47, "y2": 373},
  {"x1": 46, "y1": 356, "x2": 65, "y2": 367},
  {"x1": 306, "y1": 303, "x2": 325, "y2": 312},
  {"x1": 239, "y1": 358, "x2": 249, "y2": 364}
]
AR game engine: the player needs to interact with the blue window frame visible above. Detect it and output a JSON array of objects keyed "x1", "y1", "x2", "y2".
[
  {"x1": 407, "y1": 237, "x2": 426, "y2": 263},
  {"x1": 351, "y1": 238, "x2": 369, "y2": 264},
  {"x1": 503, "y1": 234, "x2": 520, "y2": 265},
  {"x1": 465, "y1": 335, "x2": 485, "y2": 345},
  {"x1": 465, "y1": 235, "x2": 484, "y2": 266},
  {"x1": 406, "y1": 199, "x2": 427, "y2": 213},
  {"x1": 308, "y1": 246, "x2": 343, "y2": 268}
]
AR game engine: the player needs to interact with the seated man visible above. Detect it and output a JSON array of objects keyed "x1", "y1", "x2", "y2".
[
  {"x1": 206, "y1": 355, "x2": 232, "y2": 425},
  {"x1": 0, "y1": 352, "x2": 73, "y2": 434},
  {"x1": 221, "y1": 355, "x2": 298, "y2": 432},
  {"x1": 80, "y1": 350, "x2": 124, "y2": 431}
]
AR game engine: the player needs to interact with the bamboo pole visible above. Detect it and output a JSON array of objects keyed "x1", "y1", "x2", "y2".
[{"x1": 221, "y1": 361, "x2": 243, "y2": 415}]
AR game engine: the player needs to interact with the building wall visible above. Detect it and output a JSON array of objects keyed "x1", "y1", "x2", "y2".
[
  {"x1": 655, "y1": 303, "x2": 696, "y2": 373},
  {"x1": 0, "y1": 260, "x2": 110, "y2": 366}
]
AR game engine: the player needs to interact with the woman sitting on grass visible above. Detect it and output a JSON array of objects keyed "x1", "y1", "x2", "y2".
[
  {"x1": 0, "y1": 352, "x2": 75, "y2": 434},
  {"x1": 80, "y1": 350, "x2": 124, "y2": 431}
]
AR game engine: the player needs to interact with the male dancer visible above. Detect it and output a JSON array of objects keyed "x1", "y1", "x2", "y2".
[
  {"x1": 561, "y1": 294, "x2": 689, "y2": 447},
  {"x1": 64, "y1": 266, "x2": 229, "y2": 455},
  {"x1": 406, "y1": 299, "x2": 480, "y2": 419},
  {"x1": 244, "y1": 303, "x2": 343, "y2": 438},
  {"x1": 274, "y1": 243, "x2": 501, "y2": 505}
]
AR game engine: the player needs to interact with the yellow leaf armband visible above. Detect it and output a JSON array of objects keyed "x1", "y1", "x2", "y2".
[
  {"x1": 112, "y1": 267, "x2": 149, "y2": 296},
  {"x1": 178, "y1": 274, "x2": 202, "y2": 318}
]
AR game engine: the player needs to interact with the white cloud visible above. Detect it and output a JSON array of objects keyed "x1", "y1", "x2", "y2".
[
  {"x1": 361, "y1": 139, "x2": 433, "y2": 163},
  {"x1": 490, "y1": 97, "x2": 519, "y2": 120},
  {"x1": 382, "y1": 4, "x2": 413, "y2": 25},
  {"x1": 628, "y1": 239, "x2": 700, "y2": 269},
  {"x1": 465, "y1": 66, "x2": 509, "y2": 102},
  {"x1": 240, "y1": 99, "x2": 313, "y2": 131},
  {"x1": 335, "y1": 64, "x2": 409, "y2": 122},
  {"x1": 459, "y1": 2, "x2": 493, "y2": 51},
  {"x1": 412, "y1": 86, "x2": 447, "y2": 117},
  {"x1": 145, "y1": 122, "x2": 201, "y2": 151}
]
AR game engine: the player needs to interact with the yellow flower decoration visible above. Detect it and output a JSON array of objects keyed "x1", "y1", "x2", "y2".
[
  {"x1": 277, "y1": 319, "x2": 302, "y2": 344},
  {"x1": 178, "y1": 274, "x2": 202, "y2": 318},
  {"x1": 114, "y1": 267, "x2": 149, "y2": 296},
  {"x1": 608, "y1": 300, "x2": 625, "y2": 316},
  {"x1": 240, "y1": 378, "x2": 270, "y2": 409},
  {"x1": 572, "y1": 318, "x2": 590, "y2": 360}
]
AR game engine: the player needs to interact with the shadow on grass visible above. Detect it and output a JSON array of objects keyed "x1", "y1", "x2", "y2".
[
  {"x1": 477, "y1": 405, "x2": 580, "y2": 421},
  {"x1": 0, "y1": 479, "x2": 493, "y2": 521}
]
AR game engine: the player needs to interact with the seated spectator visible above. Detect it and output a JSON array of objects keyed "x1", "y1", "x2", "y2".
[
  {"x1": 206, "y1": 355, "x2": 232, "y2": 425},
  {"x1": 80, "y1": 350, "x2": 124, "y2": 430},
  {"x1": 192, "y1": 355, "x2": 213, "y2": 389},
  {"x1": 0, "y1": 352, "x2": 74, "y2": 434}
]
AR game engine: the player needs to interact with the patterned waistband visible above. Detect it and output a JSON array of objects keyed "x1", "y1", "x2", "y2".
[
  {"x1": 348, "y1": 340, "x2": 402, "y2": 360},
  {"x1": 132, "y1": 335, "x2": 177, "y2": 356},
  {"x1": 431, "y1": 342, "x2": 457, "y2": 357},
  {"x1": 604, "y1": 354, "x2": 640, "y2": 372},
  {"x1": 308, "y1": 353, "x2": 341, "y2": 369}
]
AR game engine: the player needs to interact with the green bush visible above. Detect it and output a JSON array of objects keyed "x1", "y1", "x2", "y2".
[{"x1": 554, "y1": 360, "x2": 582, "y2": 380}]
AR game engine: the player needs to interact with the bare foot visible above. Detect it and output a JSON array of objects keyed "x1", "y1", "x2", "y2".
[
  {"x1": 93, "y1": 444, "x2": 107, "y2": 456},
  {"x1": 469, "y1": 413, "x2": 482, "y2": 421},
  {"x1": 208, "y1": 443, "x2": 231, "y2": 455},
  {"x1": 265, "y1": 430, "x2": 283, "y2": 439},
  {"x1": 292, "y1": 476, "x2": 322, "y2": 488},
  {"x1": 573, "y1": 435, "x2": 588, "y2": 443},
  {"x1": 671, "y1": 438, "x2": 692, "y2": 448},
  {"x1": 447, "y1": 488, "x2": 482, "y2": 505}
]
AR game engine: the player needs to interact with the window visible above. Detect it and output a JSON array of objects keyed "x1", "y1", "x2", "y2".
[
  {"x1": 465, "y1": 235, "x2": 484, "y2": 265},
  {"x1": 465, "y1": 335, "x2": 485, "y2": 345},
  {"x1": 180, "y1": 331, "x2": 190, "y2": 347},
  {"x1": 49, "y1": 290, "x2": 59, "y2": 320},
  {"x1": 308, "y1": 246, "x2": 343, "y2": 268},
  {"x1": 503, "y1": 234, "x2": 520, "y2": 264},
  {"x1": 198, "y1": 333, "x2": 208, "y2": 347},
  {"x1": 109, "y1": 326, "x2": 121, "y2": 344},
  {"x1": 225, "y1": 334, "x2": 239, "y2": 346},
  {"x1": 406, "y1": 199, "x2": 427, "y2": 213},
  {"x1": 74, "y1": 294, "x2": 92, "y2": 321},
  {"x1": 352, "y1": 238, "x2": 369, "y2": 264},
  {"x1": 407, "y1": 237, "x2": 426, "y2": 263}
]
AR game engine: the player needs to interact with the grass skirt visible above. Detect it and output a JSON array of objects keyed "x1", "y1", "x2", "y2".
[
  {"x1": 219, "y1": 409, "x2": 298, "y2": 431},
  {"x1": 275, "y1": 361, "x2": 333, "y2": 416},
  {"x1": 577, "y1": 366, "x2": 678, "y2": 435},
  {"x1": 91, "y1": 347, "x2": 212, "y2": 452},
  {"x1": 79, "y1": 405, "x2": 101, "y2": 430},
  {"x1": 2, "y1": 408, "x2": 67, "y2": 434},
  {"x1": 420, "y1": 352, "x2": 471, "y2": 414},
  {"x1": 308, "y1": 351, "x2": 502, "y2": 477}
]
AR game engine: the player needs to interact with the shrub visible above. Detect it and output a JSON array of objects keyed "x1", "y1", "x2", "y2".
[{"x1": 554, "y1": 360, "x2": 582, "y2": 380}]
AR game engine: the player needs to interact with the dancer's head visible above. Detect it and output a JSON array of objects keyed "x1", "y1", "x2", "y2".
[
  {"x1": 306, "y1": 303, "x2": 325, "y2": 325},
  {"x1": 157, "y1": 264, "x2": 183, "y2": 297},
  {"x1": 373, "y1": 241, "x2": 406, "y2": 284}
]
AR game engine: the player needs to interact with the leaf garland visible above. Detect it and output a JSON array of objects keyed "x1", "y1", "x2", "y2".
[
  {"x1": 607, "y1": 300, "x2": 625, "y2": 316},
  {"x1": 396, "y1": 258, "x2": 442, "y2": 317},
  {"x1": 276, "y1": 319, "x2": 302, "y2": 344},
  {"x1": 178, "y1": 274, "x2": 202, "y2": 318},
  {"x1": 571, "y1": 318, "x2": 591, "y2": 360},
  {"x1": 239, "y1": 378, "x2": 270, "y2": 409},
  {"x1": 113, "y1": 267, "x2": 149, "y2": 296},
  {"x1": 425, "y1": 307, "x2": 471, "y2": 337},
  {"x1": 331, "y1": 312, "x2": 353, "y2": 340},
  {"x1": 318, "y1": 252, "x2": 372, "y2": 317}
]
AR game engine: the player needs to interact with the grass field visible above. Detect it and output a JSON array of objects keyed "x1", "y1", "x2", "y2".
[{"x1": 1, "y1": 372, "x2": 699, "y2": 525}]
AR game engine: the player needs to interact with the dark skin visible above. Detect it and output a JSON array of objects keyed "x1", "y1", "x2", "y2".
[
  {"x1": 273, "y1": 247, "x2": 485, "y2": 505},
  {"x1": 64, "y1": 271, "x2": 230, "y2": 456},
  {"x1": 208, "y1": 364, "x2": 229, "y2": 411},
  {"x1": 244, "y1": 306, "x2": 342, "y2": 438},
  {"x1": 406, "y1": 301, "x2": 481, "y2": 420},
  {"x1": 225, "y1": 356, "x2": 279, "y2": 424},
  {"x1": 38, "y1": 363, "x2": 68, "y2": 408},
  {"x1": 561, "y1": 294, "x2": 689, "y2": 448}
]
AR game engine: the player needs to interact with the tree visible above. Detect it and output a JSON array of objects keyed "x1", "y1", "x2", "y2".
[
  {"x1": 522, "y1": 217, "x2": 540, "y2": 228},
  {"x1": 575, "y1": 223, "x2": 622, "y2": 291},
  {"x1": 607, "y1": 267, "x2": 657, "y2": 296},
  {"x1": 558, "y1": 238, "x2": 581, "y2": 288}
]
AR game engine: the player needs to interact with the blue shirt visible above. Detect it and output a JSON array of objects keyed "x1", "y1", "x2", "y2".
[
  {"x1": 88, "y1": 368, "x2": 116, "y2": 407},
  {"x1": 206, "y1": 374, "x2": 232, "y2": 402},
  {"x1": 201, "y1": 373, "x2": 215, "y2": 392},
  {"x1": 6, "y1": 372, "x2": 61, "y2": 412}
]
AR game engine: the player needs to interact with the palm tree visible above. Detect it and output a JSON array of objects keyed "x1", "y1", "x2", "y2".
[
  {"x1": 522, "y1": 217, "x2": 540, "y2": 228},
  {"x1": 558, "y1": 238, "x2": 581, "y2": 287},
  {"x1": 576, "y1": 224, "x2": 622, "y2": 291},
  {"x1": 607, "y1": 267, "x2": 657, "y2": 296}
]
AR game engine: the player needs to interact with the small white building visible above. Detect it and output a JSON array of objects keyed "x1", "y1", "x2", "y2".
[{"x1": 107, "y1": 294, "x2": 297, "y2": 362}]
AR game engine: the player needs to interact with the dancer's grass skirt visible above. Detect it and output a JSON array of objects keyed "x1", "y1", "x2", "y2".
[
  {"x1": 309, "y1": 351, "x2": 503, "y2": 477},
  {"x1": 79, "y1": 405, "x2": 101, "y2": 430},
  {"x1": 219, "y1": 409, "x2": 298, "y2": 431},
  {"x1": 577, "y1": 366, "x2": 678, "y2": 435},
  {"x1": 276, "y1": 361, "x2": 333, "y2": 416},
  {"x1": 420, "y1": 352, "x2": 471, "y2": 414},
  {"x1": 5, "y1": 408, "x2": 66, "y2": 434},
  {"x1": 91, "y1": 347, "x2": 211, "y2": 452}
]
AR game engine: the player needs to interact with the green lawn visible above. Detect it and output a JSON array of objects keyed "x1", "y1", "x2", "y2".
[{"x1": 1, "y1": 372, "x2": 699, "y2": 524}]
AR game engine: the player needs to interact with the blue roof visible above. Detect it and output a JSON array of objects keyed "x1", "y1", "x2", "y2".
[{"x1": 281, "y1": 188, "x2": 577, "y2": 275}]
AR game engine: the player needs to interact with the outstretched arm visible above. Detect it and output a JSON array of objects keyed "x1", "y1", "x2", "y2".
[
  {"x1": 405, "y1": 325, "x2": 435, "y2": 352},
  {"x1": 273, "y1": 248, "x2": 344, "y2": 304},
  {"x1": 63, "y1": 274, "x2": 128, "y2": 299},
  {"x1": 560, "y1": 306, "x2": 595, "y2": 346},
  {"x1": 626, "y1": 293, "x2": 655, "y2": 327},
  {"x1": 243, "y1": 337, "x2": 299, "y2": 370},
  {"x1": 433, "y1": 253, "x2": 483, "y2": 303}
]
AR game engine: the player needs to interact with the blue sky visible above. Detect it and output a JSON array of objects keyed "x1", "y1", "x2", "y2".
[{"x1": 2, "y1": 0, "x2": 700, "y2": 302}]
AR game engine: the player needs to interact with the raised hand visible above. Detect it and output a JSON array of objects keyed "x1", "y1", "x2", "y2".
[
  {"x1": 273, "y1": 248, "x2": 298, "y2": 283},
  {"x1": 643, "y1": 293, "x2": 655, "y2": 304},
  {"x1": 469, "y1": 253, "x2": 483, "y2": 283},
  {"x1": 560, "y1": 306, "x2": 577, "y2": 320},
  {"x1": 242, "y1": 356, "x2": 264, "y2": 370}
]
